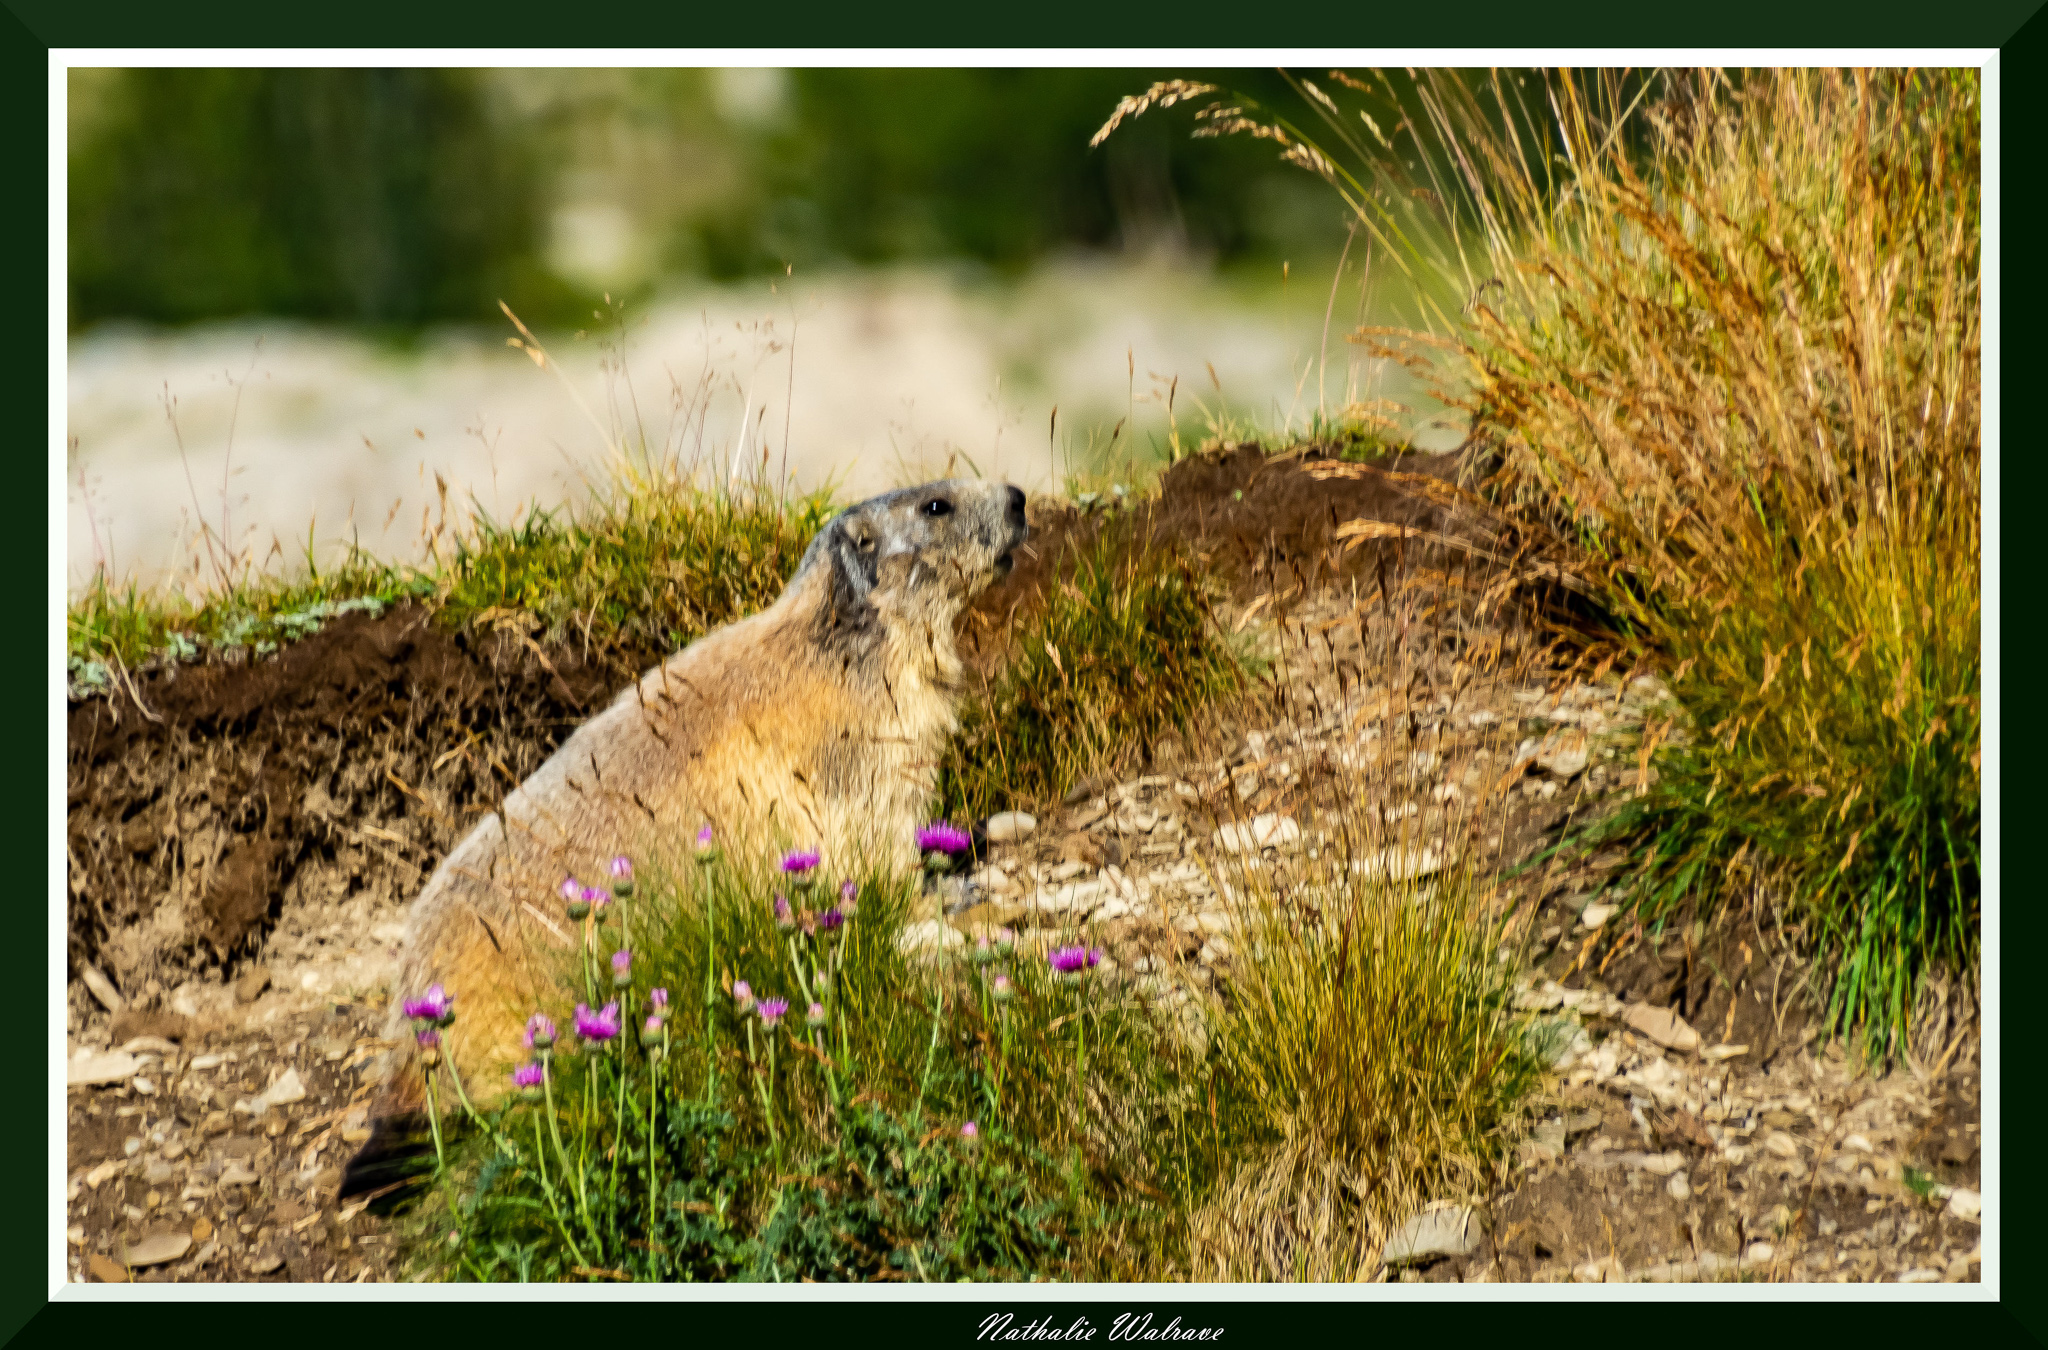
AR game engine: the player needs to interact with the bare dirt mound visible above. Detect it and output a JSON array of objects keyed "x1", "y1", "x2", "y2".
[{"x1": 66, "y1": 604, "x2": 618, "y2": 1013}]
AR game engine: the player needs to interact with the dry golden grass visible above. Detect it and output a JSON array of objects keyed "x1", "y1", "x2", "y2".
[{"x1": 1101, "y1": 67, "x2": 1982, "y2": 1056}]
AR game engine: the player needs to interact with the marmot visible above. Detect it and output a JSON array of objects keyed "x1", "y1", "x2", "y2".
[{"x1": 345, "y1": 478, "x2": 1025, "y2": 1189}]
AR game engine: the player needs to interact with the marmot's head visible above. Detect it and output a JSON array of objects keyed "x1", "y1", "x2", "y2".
[{"x1": 799, "y1": 478, "x2": 1029, "y2": 649}]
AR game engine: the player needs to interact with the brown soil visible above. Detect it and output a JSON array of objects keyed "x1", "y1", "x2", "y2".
[
  {"x1": 957, "y1": 442, "x2": 1466, "y2": 677},
  {"x1": 66, "y1": 605, "x2": 614, "y2": 1009}
]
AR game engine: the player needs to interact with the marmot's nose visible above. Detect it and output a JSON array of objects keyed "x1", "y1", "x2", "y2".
[{"x1": 1005, "y1": 485, "x2": 1027, "y2": 527}]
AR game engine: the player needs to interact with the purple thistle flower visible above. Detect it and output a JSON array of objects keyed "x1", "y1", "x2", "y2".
[
  {"x1": 732, "y1": 980, "x2": 755, "y2": 1015},
  {"x1": 649, "y1": 988, "x2": 669, "y2": 1016},
  {"x1": 610, "y1": 856, "x2": 633, "y2": 880},
  {"x1": 582, "y1": 886, "x2": 610, "y2": 907},
  {"x1": 991, "y1": 973, "x2": 1014, "y2": 1003},
  {"x1": 994, "y1": 927, "x2": 1015, "y2": 957},
  {"x1": 523, "y1": 1013, "x2": 556, "y2": 1049},
  {"x1": 773, "y1": 895, "x2": 794, "y2": 930},
  {"x1": 916, "y1": 822, "x2": 973, "y2": 855},
  {"x1": 806, "y1": 1001, "x2": 827, "y2": 1028},
  {"x1": 610, "y1": 950, "x2": 633, "y2": 987},
  {"x1": 560, "y1": 876, "x2": 582, "y2": 902},
  {"x1": 756, "y1": 998, "x2": 790, "y2": 1028},
  {"x1": 695, "y1": 824, "x2": 714, "y2": 849},
  {"x1": 511, "y1": 1061, "x2": 545, "y2": 1090},
  {"x1": 840, "y1": 878, "x2": 858, "y2": 904},
  {"x1": 971, "y1": 934, "x2": 994, "y2": 965},
  {"x1": 1048, "y1": 945, "x2": 1104, "y2": 976},
  {"x1": 573, "y1": 1002, "x2": 622, "y2": 1042},
  {"x1": 402, "y1": 984, "x2": 454, "y2": 1024},
  {"x1": 641, "y1": 1014, "x2": 665, "y2": 1046},
  {"x1": 818, "y1": 907, "x2": 845, "y2": 933},
  {"x1": 416, "y1": 1027, "x2": 440, "y2": 1049},
  {"x1": 961, "y1": 1121, "x2": 979, "y2": 1142},
  {"x1": 780, "y1": 849, "x2": 821, "y2": 875}
]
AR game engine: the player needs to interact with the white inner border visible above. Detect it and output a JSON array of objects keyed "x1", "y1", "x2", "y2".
[{"x1": 50, "y1": 49, "x2": 2001, "y2": 1306}]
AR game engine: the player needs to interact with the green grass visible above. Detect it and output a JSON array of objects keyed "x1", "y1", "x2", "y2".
[
  {"x1": 398, "y1": 846, "x2": 1201, "y2": 1282},
  {"x1": 940, "y1": 515, "x2": 1249, "y2": 818},
  {"x1": 392, "y1": 795, "x2": 1538, "y2": 1283},
  {"x1": 67, "y1": 475, "x2": 834, "y2": 688}
]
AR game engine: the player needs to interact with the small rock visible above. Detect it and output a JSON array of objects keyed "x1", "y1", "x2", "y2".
[
  {"x1": 234, "y1": 967, "x2": 272, "y2": 1003},
  {"x1": 984, "y1": 812, "x2": 1037, "y2": 843},
  {"x1": 87, "y1": 1253, "x2": 128, "y2": 1283},
  {"x1": 896, "y1": 919, "x2": 965, "y2": 962},
  {"x1": 142, "y1": 1161, "x2": 176, "y2": 1185},
  {"x1": 1572, "y1": 1255, "x2": 1625, "y2": 1283},
  {"x1": 1621, "y1": 1003, "x2": 1701, "y2": 1053},
  {"x1": 1947, "y1": 1188, "x2": 1981, "y2": 1222},
  {"x1": 1381, "y1": 1205, "x2": 1479, "y2": 1266},
  {"x1": 67, "y1": 1050, "x2": 141, "y2": 1087},
  {"x1": 1212, "y1": 814, "x2": 1299, "y2": 854},
  {"x1": 1532, "y1": 731, "x2": 1590, "y2": 779},
  {"x1": 123, "y1": 1232, "x2": 192, "y2": 1267},
  {"x1": 191, "y1": 1217, "x2": 213, "y2": 1242},
  {"x1": 85, "y1": 1159, "x2": 123, "y2": 1188},
  {"x1": 1763, "y1": 1131, "x2": 1801, "y2": 1159},
  {"x1": 1896, "y1": 1268, "x2": 1942, "y2": 1284},
  {"x1": 1700, "y1": 1043, "x2": 1749, "y2": 1062},
  {"x1": 245, "y1": 1251, "x2": 285, "y2": 1276},
  {"x1": 1357, "y1": 846, "x2": 1442, "y2": 882},
  {"x1": 1744, "y1": 1242, "x2": 1775, "y2": 1264},
  {"x1": 1579, "y1": 902, "x2": 1618, "y2": 929},
  {"x1": 122, "y1": 1136, "x2": 143, "y2": 1157},
  {"x1": 217, "y1": 1163, "x2": 261, "y2": 1187},
  {"x1": 65, "y1": 1224, "x2": 84, "y2": 1246},
  {"x1": 78, "y1": 963, "x2": 126, "y2": 1014},
  {"x1": 1666, "y1": 1171, "x2": 1691, "y2": 1201}
]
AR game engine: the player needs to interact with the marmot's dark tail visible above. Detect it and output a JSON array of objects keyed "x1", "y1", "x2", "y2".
[{"x1": 338, "y1": 1113, "x2": 437, "y2": 1211}]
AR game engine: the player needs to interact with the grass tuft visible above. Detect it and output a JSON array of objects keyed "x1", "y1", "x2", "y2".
[{"x1": 942, "y1": 514, "x2": 1249, "y2": 817}]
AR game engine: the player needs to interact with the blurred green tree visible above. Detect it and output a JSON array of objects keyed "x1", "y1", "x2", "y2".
[{"x1": 68, "y1": 68, "x2": 566, "y2": 328}]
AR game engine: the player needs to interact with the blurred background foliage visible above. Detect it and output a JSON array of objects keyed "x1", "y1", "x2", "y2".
[{"x1": 67, "y1": 67, "x2": 1353, "y2": 331}]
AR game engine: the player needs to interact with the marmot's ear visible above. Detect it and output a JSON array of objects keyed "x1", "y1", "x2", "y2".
[{"x1": 830, "y1": 516, "x2": 881, "y2": 603}]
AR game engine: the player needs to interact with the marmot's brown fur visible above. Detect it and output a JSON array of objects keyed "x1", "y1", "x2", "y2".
[{"x1": 354, "y1": 479, "x2": 1026, "y2": 1156}]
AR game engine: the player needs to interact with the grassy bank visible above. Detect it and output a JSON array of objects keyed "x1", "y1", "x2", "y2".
[{"x1": 1102, "y1": 67, "x2": 1982, "y2": 1057}]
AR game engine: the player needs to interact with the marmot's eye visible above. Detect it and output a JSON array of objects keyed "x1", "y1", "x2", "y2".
[{"x1": 923, "y1": 498, "x2": 954, "y2": 517}]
